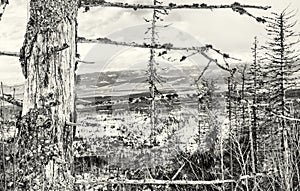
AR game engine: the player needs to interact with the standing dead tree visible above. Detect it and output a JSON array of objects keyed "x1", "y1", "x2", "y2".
[
  {"x1": 145, "y1": 0, "x2": 169, "y2": 141},
  {"x1": 263, "y1": 9, "x2": 300, "y2": 191},
  {"x1": 0, "y1": 1, "x2": 270, "y2": 190},
  {"x1": 148, "y1": 0, "x2": 158, "y2": 140},
  {"x1": 17, "y1": 0, "x2": 78, "y2": 190}
]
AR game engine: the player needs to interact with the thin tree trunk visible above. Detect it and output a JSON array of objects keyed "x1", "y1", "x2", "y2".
[
  {"x1": 248, "y1": 104, "x2": 256, "y2": 190},
  {"x1": 251, "y1": 37, "x2": 259, "y2": 174},
  {"x1": 149, "y1": 0, "x2": 157, "y2": 139},
  {"x1": 17, "y1": 0, "x2": 78, "y2": 190},
  {"x1": 220, "y1": 128, "x2": 224, "y2": 191},
  {"x1": 227, "y1": 76, "x2": 234, "y2": 190},
  {"x1": 279, "y1": 14, "x2": 290, "y2": 191},
  {"x1": 1, "y1": 142, "x2": 6, "y2": 191}
]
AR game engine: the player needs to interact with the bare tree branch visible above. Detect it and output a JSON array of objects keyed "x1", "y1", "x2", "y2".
[
  {"x1": 171, "y1": 162, "x2": 186, "y2": 180},
  {"x1": 0, "y1": 82, "x2": 21, "y2": 107},
  {"x1": 0, "y1": 51, "x2": 94, "y2": 66},
  {"x1": 0, "y1": 95, "x2": 23, "y2": 107},
  {"x1": 78, "y1": 37, "x2": 205, "y2": 51},
  {"x1": 77, "y1": 37, "x2": 234, "y2": 72},
  {"x1": 80, "y1": 1, "x2": 270, "y2": 11},
  {"x1": 0, "y1": 0, "x2": 9, "y2": 21},
  {"x1": 79, "y1": 1, "x2": 270, "y2": 23},
  {"x1": 76, "y1": 59, "x2": 95, "y2": 64},
  {"x1": 0, "y1": 51, "x2": 20, "y2": 57},
  {"x1": 75, "y1": 173, "x2": 267, "y2": 186},
  {"x1": 242, "y1": 102, "x2": 300, "y2": 122},
  {"x1": 194, "y1": 60, "x2": 212, "y2": 84}
]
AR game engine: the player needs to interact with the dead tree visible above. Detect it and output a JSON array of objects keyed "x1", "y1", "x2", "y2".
[
  {"x1": 247, "y1": 37, "x2": 264, "y2": 170},
  {"x1": 16, "y1": 0, "x2": 78, "y2": 190},
  {"x1": 147, "y1": 0, "x2": 163, "y2": 140},
  {"x1": 263, "y1": 9, "x2": 300, "y2": 190}
]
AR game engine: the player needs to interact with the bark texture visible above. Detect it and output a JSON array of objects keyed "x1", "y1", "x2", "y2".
[{"x1": 17, "y1": 0, "x2": 78, "y2": 190}]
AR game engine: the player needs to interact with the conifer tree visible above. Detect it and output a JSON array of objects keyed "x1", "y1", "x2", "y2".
[
  {"x1": 245, "y1": 37, "x2": 265, "y2": 190},
  {"x1": 263, "y1": 9, "x2": 300, "y2": 190},
  {"x1": 246, "y1": 37, "x2": 265, "y2": 169}
]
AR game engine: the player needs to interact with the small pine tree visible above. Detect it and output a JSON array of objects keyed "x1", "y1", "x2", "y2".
[
  {"x1": 263, "y1": 9, "x2": 300, "y2": 190},
  {"x1": 245, "y1": 37, "x2": 265, "y2": 170}
]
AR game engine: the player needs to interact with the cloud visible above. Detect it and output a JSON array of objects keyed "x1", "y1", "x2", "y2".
[{"x1": 0, "y1": 0, "x2": 27, "y2": 85}]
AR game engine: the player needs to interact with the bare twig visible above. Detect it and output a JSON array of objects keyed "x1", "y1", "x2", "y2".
[
  {"x1": 194, "y1": 61, "x2": 212, "y2": 84},
  {"x1": 244, "y1": 102, "x2": 300, "y2": 122},
  {"x1": 76, "y1": 59, "x2": 95, "y2": 64},
  {"x1": 271, "y1": 112, "x2": 300, "y2": 122},
  {"x1": 0, "y1": 0, "x2": 9, "y2": 21},
  {"x1": 0, "y1": 51, "x2": 20, "y2": 57},
  {"x1": 171, "y1": 162, "x2": 186, "y2": 180}
]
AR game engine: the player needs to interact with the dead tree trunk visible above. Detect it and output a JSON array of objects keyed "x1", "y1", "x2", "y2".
[
  {"x1": 16, "y1": 0, "x2": 78, "y2": 190},
  {"x1": 148, "y1": 0, "x2": 157, "y2": 139}
]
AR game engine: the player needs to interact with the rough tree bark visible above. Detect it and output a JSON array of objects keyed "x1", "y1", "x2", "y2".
[{"x1": 16, "y1": 0, "x2": 78, "y2": 190}]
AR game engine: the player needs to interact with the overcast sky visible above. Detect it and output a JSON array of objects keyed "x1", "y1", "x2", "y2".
[{"x1": 0, "y1": 0, "x2": 299, "y2": 85}]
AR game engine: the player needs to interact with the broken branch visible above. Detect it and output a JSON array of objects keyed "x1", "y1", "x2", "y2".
[
  {"x1": 0, "y1": 0, "x2": 9, "y2": 21},
  {"x1": 75, "y1": 173, "x2": 267, "y2": 186},
  {"x1": 0, "y1": 51, "x2": 20, "y2": 57},
  {"x1": 0, "y1": 95, "x2": 23, "y2": 107},
  {"x1": 76, "y1": 59, "x2": 95, "y2": 64}
]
